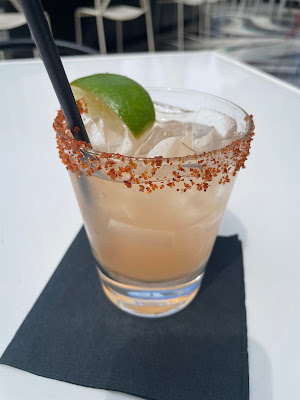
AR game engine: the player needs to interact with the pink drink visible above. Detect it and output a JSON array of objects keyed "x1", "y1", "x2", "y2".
[{"x1": 54, "y1": 89, "x2": 254, "y2": 317}]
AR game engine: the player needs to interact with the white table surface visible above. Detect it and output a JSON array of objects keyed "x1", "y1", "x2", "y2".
[{"x1": 0, "y1": 51, "x2": 299, "y2": 400}]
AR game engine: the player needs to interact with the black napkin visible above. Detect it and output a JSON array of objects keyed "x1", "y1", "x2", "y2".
[{"x1": 0, "y1": 228, "x2": 248, "y2": 400}]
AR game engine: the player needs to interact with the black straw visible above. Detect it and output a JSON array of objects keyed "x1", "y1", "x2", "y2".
[{"x1": 18, "y1": 0, "x2": 90, "y2": 143}]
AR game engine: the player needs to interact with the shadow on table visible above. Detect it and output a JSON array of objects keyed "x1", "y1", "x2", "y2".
[
  {"x1": 219, "y1": 209, "x2": 248, "y2": 246},
  {"x1": 248, "y1": 338, "x2": 273, "y2": 400}
]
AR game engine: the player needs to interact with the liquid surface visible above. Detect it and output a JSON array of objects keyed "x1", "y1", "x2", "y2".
[{"x1": 83, "y1": 102, "x2": 243, "y2": 157}]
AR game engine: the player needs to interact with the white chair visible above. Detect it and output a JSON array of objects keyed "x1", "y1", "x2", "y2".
[
  {"x1": 155, "y1": 0, "x2": 214, "y2": 51},
  {"x1": 0, "y1": 0, "x2": 27, "y2": 51},
  {"x1": 277, "y1": 0, "x2": 300, "y2": 19},
  {"x1": 238, "y1": 0, "x2": 276, "y2": 17},
  {"x1": 0, "y1": 0, "x2": 51, "y2": 32},
  {"x1": 0, "y1": 0, "x2": 51, "y2": 59},
  {"x1": 75, "y1": 0, "x2": 155, "y2": 53}
]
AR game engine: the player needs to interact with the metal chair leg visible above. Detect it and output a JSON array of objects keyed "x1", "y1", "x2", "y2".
[
  {"x1": 268, "y1": 0, "x2": 275, "y2": 17},
  {"x1": 145, "y1": 10, "x2": 155, "y2": 51},
  {"x1": 190, "y1": 5, "x2": 197, "y2": 33},
  {"x1": 277, "y1": 0, "x2": 286, "y2": 18},
  {"x1": 75, "y1": 12, "x2": 83, "y2": 45},
  {"x1": 95, "y1": 15, "x2": 107, "y2": 53},
  {"x1": 45, "y1": 11, "x2": 52, "y2": 33},
  {"x1": 177, "y1": 2, "x2": 184, "y2": 51},
  {"x1": 204, "y1": 2, "x2": 210, "y2": 38},
  {"x1": 154, "y1": 1, "x2": 161, "y2": 33},
  {"x1": 238, "y1": 0, "x2": 248, "y2": 15},
  {"x1": 116, "y1": 21, "x2": 123, "y2": 52},
  {"x1": 198, "y1": 4, "x2": 202, "y2": 36},
  {"x1": 254, "y1": 0, "x2": 260, "y2": 15}
]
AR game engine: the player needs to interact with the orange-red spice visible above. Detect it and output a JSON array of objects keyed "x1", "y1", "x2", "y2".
[{"x1": 53, "y1": 99, "x2": 255, "y2": 193}]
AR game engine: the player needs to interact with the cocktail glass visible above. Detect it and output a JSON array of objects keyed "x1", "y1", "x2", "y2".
[{"x1": 54, "y1": 89, "x2": 254, "y2": 318}]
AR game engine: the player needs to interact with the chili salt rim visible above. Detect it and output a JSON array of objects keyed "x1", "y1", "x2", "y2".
[{"x1": 53, "y1": 98, "x2": 255, "y2": 193}]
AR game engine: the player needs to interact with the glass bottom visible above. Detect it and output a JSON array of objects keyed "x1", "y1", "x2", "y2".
[{"x1": 97, "y1": 265, "x2": 205, "y2": 318}]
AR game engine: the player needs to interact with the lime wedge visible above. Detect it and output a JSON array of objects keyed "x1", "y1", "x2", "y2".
[{"x1": 71, "y1": 73, "x2": 155, "y2": 138}]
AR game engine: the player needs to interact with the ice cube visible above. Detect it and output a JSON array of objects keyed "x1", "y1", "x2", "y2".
[
  {"x1": 117, "y1": 130, "x2": 148, "y2": 156},
  {"x1": 136, "y1": 121, "x2": 192, "y2": 156},
  {"x1": 104, "y1": 120, "x2": 130, "y2": 154},
  {"x1": 159, "y1": 120, "x2": 192, "y2": 137},
  {"x1": 85, "y1": 114, "x2": 124, "y2": 153},
  {"x1": 117, "y1": 130, "x2": 134, "y2": 156},
  {"x1": 85, "y1": 116, "x2": 108, "y2": 152},
  {"x1": 85, "y1": 115, "x2": 149, "y2": 156},
  {"x1": 194, "y1": 109, "x2": 237, "y2": 140},
  {"x1": 181, "y1": 123, "x2": 215, "y2": 154},
  {"x1": 147, "y1": 136, "x2": 195, "y2": 158},
  {"x1": 136, "y1": 126, "x2": 165, "y2": 156},
  {"x1": 193, "y1": 124, "x2": 215, "y2": 151},
  {"x1": 107, "y1": 218, "x2": 175, "y2": 248},
  {"x1": 154, "y1": 101, "x2": 196, "y2": 122},
  {"x1": 92, "y1": 114, "x2": 141, "y2": 155}
]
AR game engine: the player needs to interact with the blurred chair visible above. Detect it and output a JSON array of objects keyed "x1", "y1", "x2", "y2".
[
  {"x1": 0, "y1": 0, "x2": 51, "y2": 32},
  {"x1": 0, "y1": 38, "x2": 99, "y2": 58},
  {"x1": 0, "y1": 11, "x2": 26, "y2": 32},
  {"x1": 74, "y1": 0, "x2": 155, "y2": 53},
  {"x1": 238, "y1": 0, "x2": 276, "y2": 16},
  {"x1": 0, "y1": 0, "x2": 27, "y2": 49},
  {"x1": 277, "y1": 0, "x2": 300, "y2": 19},
  {"x1": 286, "y1": 9, "x2": 300, "y2": 37},
  {"x1": 0, "y1": 0, "x2": 52, "y2": 59},
  {"x1": 155, "y1": 0, "x2": 215, "y2": 51}
]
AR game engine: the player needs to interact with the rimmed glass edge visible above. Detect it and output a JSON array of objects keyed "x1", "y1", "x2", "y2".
[{"x1": 80, "y1": 87, "x2": 253, "y2": 165}]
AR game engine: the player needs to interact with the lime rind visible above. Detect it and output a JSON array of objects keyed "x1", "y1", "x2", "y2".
[{"x1": 71, "y1": 74, "x2": 155, "y2": 138}]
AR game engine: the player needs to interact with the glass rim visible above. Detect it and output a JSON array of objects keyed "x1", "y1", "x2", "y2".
[
  {"x1": 147, "y1": 86, "x2": 250, "y2": 118},
  {"x1": 80, "y1": 88, "x2": 253, "y2": 164},
  {"x1": 54, "y1": 89, "x2": 255, "y2": 191}
]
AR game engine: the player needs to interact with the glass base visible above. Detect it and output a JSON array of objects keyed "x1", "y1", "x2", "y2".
[{"x1": 97, "y1": 266, "x2": 205, "y2": 318}]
